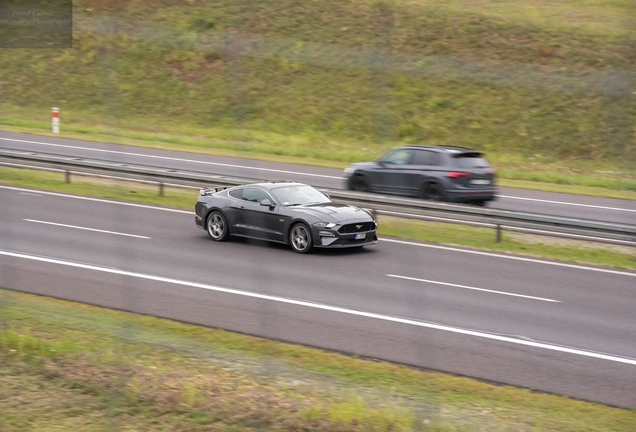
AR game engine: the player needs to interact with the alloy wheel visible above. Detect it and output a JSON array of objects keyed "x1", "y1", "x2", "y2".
[
  {"x1": 291, "y1": 224, "x2": 312, "y2": 253},
  {"x1": 207, "y1": 212, "x2": 228, "y2": 241}
]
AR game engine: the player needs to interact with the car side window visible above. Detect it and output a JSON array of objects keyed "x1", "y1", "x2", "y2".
[
  {"x1": 411, "y1": 150, "x2": 441, "y2": 166},
  {"x1": 426, "y1": 151, "x2": 441, "y2": 166},
  {"x1": 382, "y1": 149, "x2": 413, "y2": 165},
  {"x1": 242, "y1": 187, "x2": 273, "y2": 203},
  {"x1": 228, "y1": 189, "x2": 243, "y2": 199}
]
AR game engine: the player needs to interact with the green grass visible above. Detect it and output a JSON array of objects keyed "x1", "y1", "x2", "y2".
[
  {"x1": 1, "y1": 165, "x2": 634, "y2": 271},
  {"x1": 1, "y1": 0, "x2": 635, "y2": 196},
  {"x1": 1, "y1": 288, "x2": 635, "y2": 431},
  {"x1": 378, "y1": 219, "x2": 636, "y2": 271},
  {"x1": 0, "y1": 166, "x2": 197, "y2": 209}
]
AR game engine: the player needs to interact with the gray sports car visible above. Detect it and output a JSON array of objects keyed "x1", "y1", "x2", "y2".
[{"x1": 195, "y1": 181, "x2": 378, "y2": 253}]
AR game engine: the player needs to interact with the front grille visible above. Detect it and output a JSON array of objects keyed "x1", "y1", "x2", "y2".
[{"x1": 338, "y1": 222, "x2": 374, "y2": 234}]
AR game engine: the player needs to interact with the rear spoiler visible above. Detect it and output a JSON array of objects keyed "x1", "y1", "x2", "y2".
[
  {"x1": 199, "y1": 186, "x2": 230, "y2": 196},
  {"x1": 451, "y1": 151, "x2": 482, "y2": 158}
]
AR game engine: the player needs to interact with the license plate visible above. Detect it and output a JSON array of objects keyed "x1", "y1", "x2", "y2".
[
  {"x1": 469, "y1": 179, "x2": 490, "y2": 185},
  {"x1": 354, "y1": 233, "x2": 366, "y2": 240}
]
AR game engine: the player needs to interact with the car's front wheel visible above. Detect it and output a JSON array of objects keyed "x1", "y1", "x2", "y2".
[
  {"x1": 290, "y1": 223, "x2": 313, "y2": 254},
  {"x1": 207, "y1": 211, "x2": 230, "y2": 242},
  {"x1": 350, "y1": 175, "x2": 370, "y2": 192}
]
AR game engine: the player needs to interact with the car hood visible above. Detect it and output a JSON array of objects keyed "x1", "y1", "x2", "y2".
[
  {"x1": 290, "y1": 203, "x2": 373, "y2": 222},
  {"x1": 347, "y1": 162, "x2": 379, "y2": 171}
]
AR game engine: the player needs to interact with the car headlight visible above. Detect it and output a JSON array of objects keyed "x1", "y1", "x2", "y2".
[
  {"x1": 343, "y1": 167, "x2": 355, "y2": 174},
  {"x1": 313, "y1": 222, "x2": 337, "y2": 228}
]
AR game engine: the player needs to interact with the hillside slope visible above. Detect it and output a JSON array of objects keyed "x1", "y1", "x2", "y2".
[{"x1": 1, "y1": 0, "x2": 634, "y2": 175}]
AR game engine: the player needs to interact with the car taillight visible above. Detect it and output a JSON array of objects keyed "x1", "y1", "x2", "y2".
[
  {"x1": 490, "y1": 171, "x2": 497, "y2": 177},
  {"x1": 447, "y1": 172, "x2": 470, "y2": 179}
]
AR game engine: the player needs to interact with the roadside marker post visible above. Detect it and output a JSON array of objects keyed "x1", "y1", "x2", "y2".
[{"x1": 52, "y1": 107, "x2": 60, "y2": 134}]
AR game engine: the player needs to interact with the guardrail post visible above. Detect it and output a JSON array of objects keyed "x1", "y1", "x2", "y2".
[
  {"x1": 52, "y1": 107, "x2": 60, "y2": 134},
  {"x1": 65, "y1": 170, "x2": 71, "y2": 183},
  {"x1": 159, "y1": 182, "x2": 164, "y2": 197},
  {"x1": 496, "y1": 224, "x2": 502, "y2": 243}
]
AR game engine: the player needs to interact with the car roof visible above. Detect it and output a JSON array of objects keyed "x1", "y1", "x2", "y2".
[
  {"x1": 231, "y1": 181, "x2": 308, "y2": 191},
  {"x1": 399, "y1": 145, "x2": 477, "y2": 153}
]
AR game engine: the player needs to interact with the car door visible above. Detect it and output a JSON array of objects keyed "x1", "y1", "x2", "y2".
[
  {"x1": 403, "y1": 150, "x2": 441, "y2": 196},
  {"x1": 373, "y1": 148, "x2": 414, "y2": 195},
  {"x1": 235, "y1": 187, "x2": 284, "y2": 241},
  {"x1": 224, "y1": 188, "x2": 246, "y2": 233}
]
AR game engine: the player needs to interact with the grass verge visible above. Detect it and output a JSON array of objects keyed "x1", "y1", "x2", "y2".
[
  {"x1": 1, "y1": 166, "x2": 634, "y2": 271},
  {"x1": 1, "y1": 288, "x2": 635, "y2": 431}
]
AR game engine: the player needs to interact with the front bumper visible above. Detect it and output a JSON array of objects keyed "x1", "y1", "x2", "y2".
[
  {"x1": 195, "y1": 214, "x2": 205, "y2": 230},
  {"x1": 312, "y1": 228, "x2": 379, "y2": 248}
]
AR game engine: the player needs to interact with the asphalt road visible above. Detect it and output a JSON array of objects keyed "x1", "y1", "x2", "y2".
[
  {"x1": 1, "y1": 185, "x2": 635, "y2": 408},
  {"x1": 1, "y1": 131, "x2": 635, "y2": 225}
]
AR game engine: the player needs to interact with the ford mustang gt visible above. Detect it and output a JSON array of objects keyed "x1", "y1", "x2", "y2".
[{"x1": 195, "y1": 181, "x2": 378, "y2": 253}]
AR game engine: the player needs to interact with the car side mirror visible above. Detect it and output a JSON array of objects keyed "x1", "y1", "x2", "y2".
[{"x1": 260, "y1": 198, "x2": 275, "y2": 207}]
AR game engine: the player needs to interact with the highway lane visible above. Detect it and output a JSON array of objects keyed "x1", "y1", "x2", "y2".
[
  {"x1": 1, "y1": 185, "x2": 635, "y2": 407},
  {"x1": 1, "y1": 131, "x2": 635, "y2": 224}
]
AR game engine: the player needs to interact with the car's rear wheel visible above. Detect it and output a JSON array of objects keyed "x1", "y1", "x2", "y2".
[
  {"x1": 290, "y1": 223, "x2": 313, "y2": 254},
  {"x1": 207, "y1": 211, "x2": 229, "y2": 241},
  {"x1": 351, "y1": 175, "x2": 370, "y2": 192},
  {"x1": 425, "y1": 183, "x2": 445, "y2": 201}
]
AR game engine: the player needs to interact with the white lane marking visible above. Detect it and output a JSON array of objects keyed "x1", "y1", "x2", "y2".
[
  {"x1": 500, "y1": 195, "x2": 636, "y2": 213},
  {"x1": 0, "y1": 137, "x2": 345, "y2": 180},
  {"x1": 24, "y1": 219, "x2": 150, "y2": 239},
  {"x1": 1, "y1": 249, "x2": 634, "y2": 366},
  {"x1": 387, "y1": 274, "x2": 560, "y2": 302},
  {"x1": 2, "y1": 185, "x2": 634, "y2": 277},
  {"x1": 0, "y1": 185, "x2": 192, "y2": 214},
  {"x1": 380, "y1": 238, "x2": 636, "y2": 278}
]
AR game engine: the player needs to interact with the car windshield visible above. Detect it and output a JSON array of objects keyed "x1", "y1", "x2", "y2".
[
  {"x1": 271, "y1": 185, "x2": 331, "y2": 206},
  {"x1": 379, "y1": 149, "x2": 412, "y2": 165}
]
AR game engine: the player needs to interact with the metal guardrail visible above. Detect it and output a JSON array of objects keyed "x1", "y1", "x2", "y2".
[{"x1": 1, "y1": 148, "x2": 635, "y2": 245}]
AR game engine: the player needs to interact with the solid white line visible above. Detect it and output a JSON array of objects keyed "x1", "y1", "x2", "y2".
[
  {"x1": 387, "y1": 274, "x2": 560, "y2": 302},
  {"x1": 0, "y1": 137, "x2": 345, "y2": 180},
  {"x1": 500, "y1": 195, "x2": 636, "y2": 213},
  {"x1": 0, "y1": 185, "x2": 192, "y2": 214},
  {"x1": 380, "y1": 238, "x2": 636, "y2": 278},
  {"x1": 24, "y1": 219, "x2": 150, "y2": 239},
  {"x1": 2, "y1": 185, "x2": 634, "y2": 277},
  {"x1": 0, "y1": 249, "x2": 634, "y2": 366}
]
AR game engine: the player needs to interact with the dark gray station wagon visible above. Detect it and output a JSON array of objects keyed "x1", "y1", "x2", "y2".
[{"x1": 344, "y1": 146, "x2": 497, "y2": 205}]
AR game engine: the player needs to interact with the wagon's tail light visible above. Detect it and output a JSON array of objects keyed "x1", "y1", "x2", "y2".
[{"x1": 447, "y1": 172, "x2": 470, "y2": 179}]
